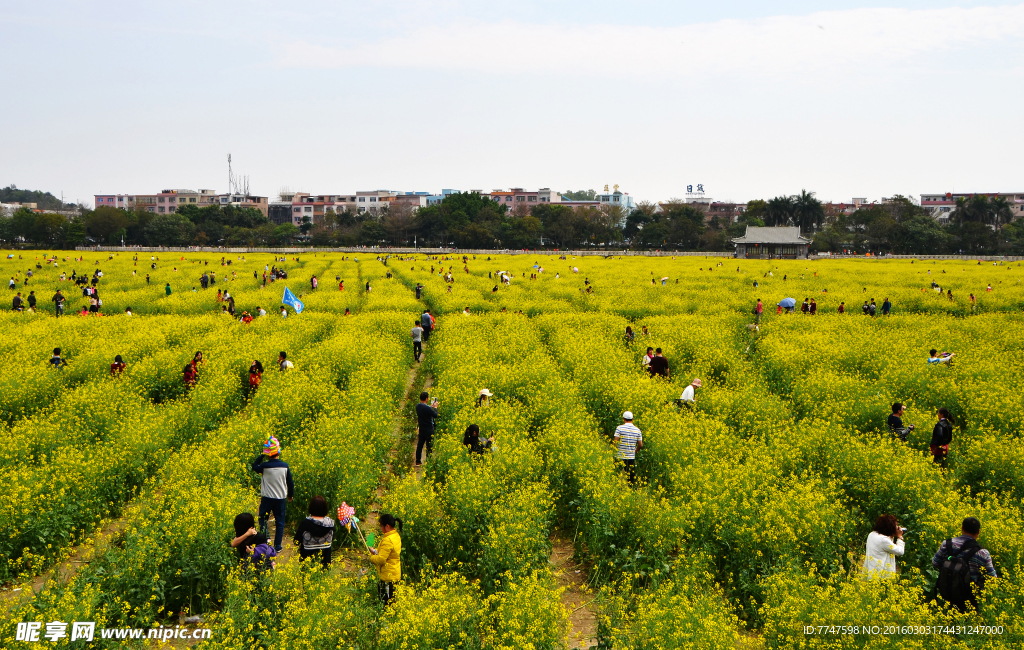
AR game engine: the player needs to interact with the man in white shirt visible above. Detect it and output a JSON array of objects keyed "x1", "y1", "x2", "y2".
[
  {"x1": 613, "y1": 411, "x2": 643, "y2": 485},
  {"x1": 678, "y1": 378, "x2": 702, "y2": 409}
]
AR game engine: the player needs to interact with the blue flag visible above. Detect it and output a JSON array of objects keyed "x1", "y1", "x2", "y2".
[{"x1": 282, "y1": 287, "x2": 304, "y2": 314}]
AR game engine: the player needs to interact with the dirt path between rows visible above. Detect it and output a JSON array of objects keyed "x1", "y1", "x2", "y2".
[{"x1": 550, "y1": 536, "x2": 598, "y2": 650}]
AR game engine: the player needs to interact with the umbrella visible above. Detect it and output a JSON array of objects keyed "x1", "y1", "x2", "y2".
[{"x1": 778, "y1": 297, "x2": 796, "y2": 308}]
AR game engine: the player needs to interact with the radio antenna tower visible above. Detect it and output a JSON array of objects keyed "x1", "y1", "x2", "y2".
[{"x1": 227, "y1": 154, "x2": 250, "y2": 196}]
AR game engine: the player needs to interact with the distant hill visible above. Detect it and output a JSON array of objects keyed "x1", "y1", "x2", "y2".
[{"x1": 0, "y1": 185, "x2": 67, "y2": 210}]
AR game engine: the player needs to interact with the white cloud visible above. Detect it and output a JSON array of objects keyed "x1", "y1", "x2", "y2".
[{"x1": 276, "y1": 5, "x2": 1024, "y2": 78}]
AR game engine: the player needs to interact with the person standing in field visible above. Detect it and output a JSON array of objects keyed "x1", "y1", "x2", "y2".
[
  {"x1": 411, "y1": 320, "x2": 423, "y2": 362},
  {"x1": 248, "y1": 360, "x2": 264, "y2": 391},
  {"x1": 882, "y1": 297, "x2": 892, "y2": 316},
  {"x1": 641, "y1": 347, "x2": 654, "y2": 372},
  {"x1": 420, "y1": 310, "x2": 432, "y2": 342},
  {"x1": 863, "y1": 514, "x2": 905, "y2": 580},
  {"x1": 110, "y1": 355, "x2": 126, "y2": 376},
  {"x1": 165, "y1": 282, "x2": 172, "y2": 296},
  {"x1": 801, "y1": 298, "x2": 809, "y2": 314},
  {"x1": 930, "y1": 408, "x2": 954, "y2": 468},
  {"x1": 614, "y1": 411, "x2": 643, "y2": 485},
  {"x1": 648, "y1": 348, "x2": 669, "y2": 379},
  {"x1": 369, "y1": 514, "x2": 403, "y2": 605},
  {"x1": 838, "y1": 301, "x2": 845, "y2": 314},
  {"x1": 809, "y1": 298, "x2": 817, "y2": 315},
  {"x1": 415, "y1": 392, "x2": 438, "y2": 466},
  {"x1": 755, "y1": 299, "x2": 763, "y2": 325},
  {"x1": 251, "y1": 437, "x2": 294, "y2": 552},
  {"x1": 51, "y1": 289, "x2": 65, "y2": 317}
]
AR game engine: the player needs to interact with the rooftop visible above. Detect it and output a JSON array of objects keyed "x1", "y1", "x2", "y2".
[{"x1": 731, "y1": 226, "x2": 811, "y2": 244}]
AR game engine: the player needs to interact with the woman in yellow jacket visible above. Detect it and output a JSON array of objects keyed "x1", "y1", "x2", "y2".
[{"x1": 369, "y1": 514, "x2": 403, "y2": 604}]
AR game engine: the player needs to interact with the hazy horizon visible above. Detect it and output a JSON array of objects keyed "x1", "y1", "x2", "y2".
[{"x1": 2, "y1": 1, "x2": 1023, "y2": 209}]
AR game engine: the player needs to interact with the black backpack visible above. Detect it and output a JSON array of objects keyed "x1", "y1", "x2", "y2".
[{"x1": 937, "y1": 538, "x2": 981, "y2": 609}]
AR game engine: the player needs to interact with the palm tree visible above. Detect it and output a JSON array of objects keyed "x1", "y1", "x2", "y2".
[
  {"x1": 765, "y1": 196, "x2": 794, "y2": 227},
  {"x1": 792, "y1": 189, "x2": 825, "y2": 233},
  {"x1": 990, "y1": 196, "x2": 1013, "y2": 230}
]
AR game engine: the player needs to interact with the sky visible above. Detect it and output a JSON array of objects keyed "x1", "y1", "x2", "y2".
[{"x1": 2, "y1": 1, "x2": 1023, "y2": 207}]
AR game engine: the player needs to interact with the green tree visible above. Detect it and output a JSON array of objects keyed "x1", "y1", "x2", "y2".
[
  {"x1": 359, "y1": 220, "x2": 386, "y2": 245},
  {"x1": 792, "y1": 190, "x2": 824, "y2": 233},
  {"x1": 273, "y1": 223, "x2": 300, "y2": 244},
  {"x1": 764, "y1": 196, "x2": 794, "y2": 227},
  {"x1": 561, "y1": 189, "x2": 596, "y2": 201},
  {"x1": 145, "y1": 214, "x2": 196, "y2": 246},
  {"x1": 85, "y1": 206, "x2": 130, "y2": 242}
]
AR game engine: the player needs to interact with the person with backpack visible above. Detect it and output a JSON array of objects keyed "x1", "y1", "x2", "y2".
[
  {"x1": 251, "y1": 437, "x2": 294, "y2": 552},
  {"x1": 231, "y1": 512, "x2": 276, "y2": 570},
  {"x1": 294, "y1": 495, "x2": 336, "y2": 568},
  {"x1": 930, "y1": 408, "x2": 954, "y2": 468},
  {"x1": 369, "y1": 513, "x2": 403, "y2": 605},
  {"x1": 931, "y1": 517, "x2": 998, "y2": 612},
  {"x1": 862, "y1": 514, "x2": 904, "y2": 580}
]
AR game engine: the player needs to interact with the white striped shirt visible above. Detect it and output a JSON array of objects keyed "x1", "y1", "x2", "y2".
[{"x1": 614, "y1": 423, "x2": 643, "y2": 460}]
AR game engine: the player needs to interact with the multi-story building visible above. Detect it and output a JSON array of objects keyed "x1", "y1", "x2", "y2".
[
  {"x1": 93, "y1": 189, "x2": 228, "y2": 213},
  {"x1": 921, "y1": 192, "x2": 1024, "y2": 219},
  {"x1": 594, "y1": 186, "x2": 636, "y2": 211},
  {"x1": 486, "y1": 187, "x2": 563, "y2": 211}
]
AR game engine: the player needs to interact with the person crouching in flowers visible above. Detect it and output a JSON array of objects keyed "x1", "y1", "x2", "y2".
[
  {"x1": 863, "y1": 514, "x2": 904, "y2": 580},
  {"x1": 294, "y1": 496, "x2": 335, "y2": 568},
  {"x1": 463, "y1": 424, "x2": 494, "y2": 455},
  {"x1": 231, "y1": 513, "x2": 276, "y2": 571},
  {"x1": 370, "y1": 514, "x2": 403, "y2": 605}
]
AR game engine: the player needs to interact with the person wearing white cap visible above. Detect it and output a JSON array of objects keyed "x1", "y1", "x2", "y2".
[
  {"x1": 476, "y1": 388, "x2": 492, "y2": 408},
  {"x1": 613, "y1": 411, "x2": 643, "y2": 485},
  {"x1": 679, "y1": 379, "x2": 702, "y2": 409}
]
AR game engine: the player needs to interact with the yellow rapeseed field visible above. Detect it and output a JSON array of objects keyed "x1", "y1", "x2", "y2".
[{"x1": 0, "y1": 249, "x2": 1021, "y2": 649}]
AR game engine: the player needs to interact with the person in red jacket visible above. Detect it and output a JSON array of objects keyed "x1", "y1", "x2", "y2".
[{"x1": 110, "y1": 355, "x2": 126, "y2": 376}]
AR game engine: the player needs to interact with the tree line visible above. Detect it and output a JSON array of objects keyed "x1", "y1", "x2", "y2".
[{"x1": 2, "y1": 188, "x2": 1023, "y2": 254}]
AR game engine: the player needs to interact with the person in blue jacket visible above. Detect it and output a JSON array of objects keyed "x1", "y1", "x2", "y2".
[{"x1": 251, "y1": 436, "x2": 294, "y2": 552}]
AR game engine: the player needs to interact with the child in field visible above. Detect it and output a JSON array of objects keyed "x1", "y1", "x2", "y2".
[
  {"x1": 369, "y1": 514, "x2": 403, "y2": 605},
  {"x1": 294, "y1": 496, "x2": 336, "y2": 568},
  {"x1": 231, "y1": 512, "x2": 276, "y2": 570},
  {"x1": 49, "y1": 348, "x2": 67, "y2": 369},
  {"x1": 927, "y1": 349, "x2": 954, "y2": 365}
]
